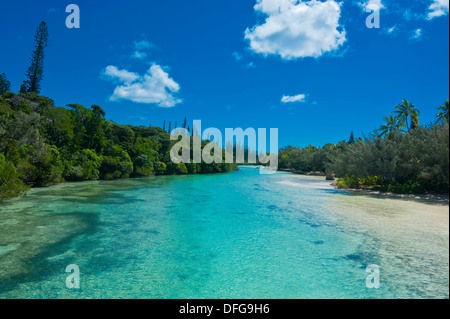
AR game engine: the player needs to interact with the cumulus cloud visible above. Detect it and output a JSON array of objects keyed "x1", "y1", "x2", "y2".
[
  {"x1": 427, "y1": 0, "x2": 449, "y2": 19},
  {"x1": 104, "y1": 66, "x2": 139, "y2": 84},
  {"x1": 281, "y1": 94, "x2": 306, "y2": 103},
  {"x1": 103, "y1": 64, "x2": 182, "y2": 107},
  {"x1": 244, "y1": 0, "x2": 346, "y2": 59}
]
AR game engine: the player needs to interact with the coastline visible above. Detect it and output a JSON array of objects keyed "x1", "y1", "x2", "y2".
[
  {"x1": 333, "y1": 187, "x2": 450, "y2": 203},
  {"x1": 278, "y1": 168, "x2": 327, "y2": 176},
  {"x1": 280, "y1": 168, "x2": 450, "y2": 204}
]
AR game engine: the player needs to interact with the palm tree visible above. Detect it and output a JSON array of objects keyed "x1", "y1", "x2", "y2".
[
  {"x1": 436, "y1": 100, "x2": 449, "y2": 124},
  {"x1": 393, "y1": 99, "x2": 420, "y2": 132},
  {"x1": 376, "y1": 114, "x2": 404, "y2": 139}
]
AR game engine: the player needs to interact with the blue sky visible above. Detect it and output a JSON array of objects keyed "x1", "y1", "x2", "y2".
[{"x1": 0, "y1": 0, "x2": 448, "y2": 148}]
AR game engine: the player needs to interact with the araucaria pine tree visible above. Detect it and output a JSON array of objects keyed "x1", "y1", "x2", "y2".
[
  {"x1": 0, "y1": 73, "x2": 10, "y2": 95},
  {"x1": 23, "y1": 21, "x2": 48, "y2": 93},
  {"x1": 348, "y1": 131, "x2": 355, "y2": 144}
]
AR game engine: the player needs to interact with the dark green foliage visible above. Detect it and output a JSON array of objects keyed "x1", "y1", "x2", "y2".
[
  {"x1": 23, "y1": 21, "x2": 48, "y2": 93},
  {"x1": 348, "y1": 132, "x2": 355, "y2": 144},
  {"x1": 280, "y1": 100, "x2": 449, "y2": 194},
  {"x1": 154, "y1": 161, "x2": 167, "y2": 175},
  {"x1": 280, "y1": 124, "x2": 449, "y2": 194},
  {"x1": 65, "y1": 149, "x2": 103, "y2": 181},
  {"x1": 100, "y1": 144, "x2": 133, "y2": 179},
  {"x1": 0, "y1": 154, "x2": 29, "y2": 200},
  {"x1": 177, "y1": 162, "x2": 188, "y2": 174},
  {"x1": 0, "y1": 92, "x2": 237, "y2": 199},
  {"x1": 394, "y1": 99, "x2": 420, "y2": 132},
  {"x1": 132, "y1": 137, "x2": 158, "y2": 176},
  {"x1": 0, "y1": 73, "x2": 10, "y2": 96},
  {"x1": 19, "y1": 83, "x2": 27, "y2": 94},
  {"x1": 437, "y1": 100, "x2": 449, "y2": 125}
]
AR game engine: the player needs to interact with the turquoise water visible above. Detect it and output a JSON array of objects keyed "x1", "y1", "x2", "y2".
[{"x1": 0, "y1": 167, "x2": 448, "y2": 298}]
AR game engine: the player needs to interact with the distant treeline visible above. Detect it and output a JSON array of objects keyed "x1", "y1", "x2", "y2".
[
  {"x1": 0, "y1": 92, "x2": 237, "y2": 200},
  {"x1": 279, "y1": 100, "x2": 449, "y2": 194}
]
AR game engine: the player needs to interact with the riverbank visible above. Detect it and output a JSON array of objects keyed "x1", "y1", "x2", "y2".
[
  {"x1": 279, "y1": 168, "x2": 449, "y2": 203},
  {"x1": 332, "y1": 186, "x2": 450, "y2": 203},
  {"x1": 278, "y1": 168, "x2": 327, "y2": 177}
]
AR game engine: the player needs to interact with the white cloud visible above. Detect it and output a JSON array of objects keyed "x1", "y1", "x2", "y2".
[
  {"x1": 281, "y1": 94, "x2": 306, "y2": 103},
  {"x1": 232, "y1": 51, "x2": 243, "y2": 61},
  {"x1": 402, "y1": 9, "x2": 422, "y2": 21},
  {"x1": 386, "y1": 25, "x2": 397, "y2": 35},
  {"x1": 104, "y1": 66, "x2": 139, "y2": 84},
  {"x1": 131, "y1": 40, "x2": 154, "y2": 60},
  {"x1": 410, "y1": 28, "x2": 424, "y2": 41},
  {"x1": 103, "y1": 64, "x2": 182, "y2": 107},
  {"x1": 134, "y1": 40, "x2": 154, "y2": 50},
  {"x1": 245, "y1": 0, "x2": 346, "y2": 59},
  {"x1": 132, "y1": 51, "x2": 148, "y2": 60},
  {"x1": 358, "y1": 0, "x2": 385, "y2": 11},
  {"x1": 427, "y1": 0, "x2": 449, "y2": 19}
]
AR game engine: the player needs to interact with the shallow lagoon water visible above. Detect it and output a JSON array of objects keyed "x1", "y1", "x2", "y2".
[{"x1": 0, "y1": 167, "x2": 448, "y2": 298}]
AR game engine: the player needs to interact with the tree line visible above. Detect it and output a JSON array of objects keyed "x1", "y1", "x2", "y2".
[
  {"x1": 279, "y1": 99, "x2": 449, "y2": 194},
  {"x1": 0, "y1": 21, "x2": 237, "y2": 200},
  {"x1": 0, "y1": 92, "x2": 237, "y2": 200}
]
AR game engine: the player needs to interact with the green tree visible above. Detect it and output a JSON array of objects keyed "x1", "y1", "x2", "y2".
[
  {"x1": 86, "y1": 105, "x2": 106, "y2": 152},
  {"x1": 0, "y1": 73, "x2": 11, "y2": 95},
  {"x1": 0, "y1": 154, "x2": 29, "y2": 200},
  {"x1": 23, "y1": 21, "x2": 49, "y2": 93},
  {"x1": 376, "y1": 114, "x2": 403, "y2": 139},
  {"x1": 19, "y1": 83, "x2": 27, "y2": 93},
  {"x1": 437, "y1": 100, "x2": 449, "y2": 125},
  {"x1": 394, "y1": 99, "x2": 420, "y2": 132},
  {"x1": 67, "y1": 103, "x2": 90, "y2": 150},
  {"x1": 132, "y1": 137, "x2": 159, "y2": 176},
  {"x1": 100, "y1": 144, "x2": 133, "y2": 179},
  {"x1": 65, "y1": 149, "x2": 103, "y2": 181},
  {"x1": 348, "y1": 131, "x2": 355, "y2": 144}
]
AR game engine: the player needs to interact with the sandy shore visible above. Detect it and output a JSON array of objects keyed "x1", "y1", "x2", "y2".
[
  {"x1": 279, "y1": 169, "x2": 449, "y2": 203},
  {"x1": 331, "y1": 186, "x2": 449, "y2": 203}
]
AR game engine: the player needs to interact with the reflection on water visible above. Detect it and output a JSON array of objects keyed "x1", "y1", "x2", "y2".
[{"x1": 0, "y1": 168, "x2": 448, "y2": 298}]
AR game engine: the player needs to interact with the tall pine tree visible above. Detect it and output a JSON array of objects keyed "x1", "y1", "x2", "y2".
[
  {"x1": 0, "y1": 73, "x2": 10, "y2": 95},
  {"x1": 23, "y1": 21, "x2": 48, "y2": 93},
  {"x1": 348, "y1": 131, "x2": 355, "y2": 144}
]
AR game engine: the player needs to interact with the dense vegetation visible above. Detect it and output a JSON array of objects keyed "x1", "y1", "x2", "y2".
[
  {"x1": 0, "y1": 91, "x2": 237, "y2": 200},
  {"x1": 279, "y1": 100, "x2": 449, "y2": 194},
  {"x1": 1, "y1": 21, "x2": 448, "y2": 199},
  {"x1": 0, "y1": 21, "x2": 240, "y2": 201}
]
